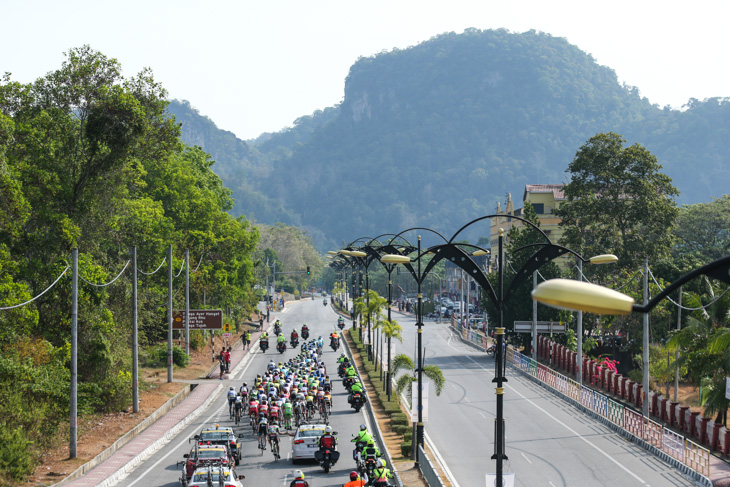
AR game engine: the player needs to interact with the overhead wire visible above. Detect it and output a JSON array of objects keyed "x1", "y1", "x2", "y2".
[
  {"x1": 79, "y1": 260, "x2": 131, "y2": 287},
  {"x1": 648, "y1": 267, "x2": 730, "y2": 311},
  {"x1": 0, "y1": 266, "x2": 71, "y2": 310},
  {"x1": 138, "y1": 256, "x2": 167, "y2": 276}
]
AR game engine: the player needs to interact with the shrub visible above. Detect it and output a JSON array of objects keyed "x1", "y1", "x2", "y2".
[
  {"x1": 383, "y1": 402, "x2": 401, "y2": 415},
  {"x1": 404, "y1": 429, "x2": 413, "y2": 442},
  {"x1": 401, "y1": 441, "x2": 412, "y2": 457},
  {"x1": 190, "y1": 330, "x2": 207, "y2": 350},
  {"x1": 391, "y1": 412, "x2": 408, "y2": 424},
  {"x1": 392, "y1": 424, "x2": 409, "y2": 435},
  {"x1": 144, "y1": 344, "x2": 190, "y2": 368},
  {"x1": 0, "y1": 426, "x2": 35, "y2": 482}
]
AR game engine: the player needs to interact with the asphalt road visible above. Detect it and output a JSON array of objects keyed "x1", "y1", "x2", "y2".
[
  {"x1": 115, "y1": 299, "x2": 370, "y2": 487},
  {"x1": 378, "y1": 311, "x2": 698, "y2": 487}
]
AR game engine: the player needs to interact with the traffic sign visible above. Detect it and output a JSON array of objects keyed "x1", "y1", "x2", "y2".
[
  {"x1": 222, "y1": 323, "x2": 232, "y2": 333},
  {"x1": 172, "y1": 310, "x2": 223, "y2": 330},
  {"x1": 222, "y1": 332, "x2": 232, "y2": 338}
]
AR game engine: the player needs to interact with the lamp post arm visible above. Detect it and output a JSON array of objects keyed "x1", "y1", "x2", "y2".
[
  {"x1": 633, "y1": 255, "x2": 730, "y2": 312},
  {"x1": 449, "y1": 213, "x2": 552, "y2": 244},
  {"x1": 503, "y1": 244, "x2": 573, "y2": 302}
]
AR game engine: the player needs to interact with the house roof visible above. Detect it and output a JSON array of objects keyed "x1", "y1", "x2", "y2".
[{"x1": 524, "y1": 184, "x2": 565, "y2": 201}]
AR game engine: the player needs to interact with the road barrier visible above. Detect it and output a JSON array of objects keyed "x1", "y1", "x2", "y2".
[
  {"x1": 418, "y1": 445, "x2": 446, "y2": 487},
  {"x1": 505, "y1": 347, "x2": 712, "y2": 482}
]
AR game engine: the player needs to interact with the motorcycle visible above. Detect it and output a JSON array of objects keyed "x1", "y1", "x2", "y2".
[
  {"x1": 313, "y1": 439, "x2": 339, "y2": 474},
  {"x1": 343, "y1": 376, "x2": 356, "y2": 391},
  {"x1": 330, "y1": 338, "x2": 339, "y2": 352},
  {"x1": 276, "y1": 342, "x2": 286, "y2": 354},
  {"x1": 323, "y1": 299, "x2": 328, "y2": 306},
  {"x1": 290, "y1": 337, "x2": 299, "y2": 348},
  {"x1": 337, "y1": 320, "x2": 345, "y2": 331},
  {"x1": 301, "y1": 329, "x2": 309, "y2": 340},
  {"x1": 337, "y1": 362, "x2": 348, "y2": 377},
  {"x1": 350, "y1": 392, "x2": 365, "y2": 412},
  {"x1": 259, "y1": 339, "x2": 269, "y2": 352},
  {"x1": 274, "y1": 324, "x2": 282, "y2": 336},
  {"x1": 360, "y1": 455, "x2": 377, "y2": 482}
]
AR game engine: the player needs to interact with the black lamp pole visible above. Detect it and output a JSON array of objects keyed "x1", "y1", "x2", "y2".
[
  {"x1": 415, "y1": 235, "x2": 424, "y2": 466},
  {"x1": 492, "y1": 229, "x2": 508, "y2": 479}
]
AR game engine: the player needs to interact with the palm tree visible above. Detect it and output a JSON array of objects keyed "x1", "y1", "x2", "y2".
[
  {"x1": 392, "y1": 353, "x2": 446, "y2": 406},
  {"x1": 353, "y1": 290, "x2": 387, "y2": 356},
  {"x1": 380, "y1": 318, "x2": 403, "y2": 400}
]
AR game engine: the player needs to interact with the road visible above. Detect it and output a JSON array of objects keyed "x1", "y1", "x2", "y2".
[
  {"x1": 116, "y1": 299, "x2": 369, "y2": 487},
  {"x1": 375, "y1": 311, "x2": 697, "y2": 487}
]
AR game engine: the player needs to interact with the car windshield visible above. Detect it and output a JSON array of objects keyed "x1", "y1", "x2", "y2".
[
  {"x1": 200, "y1": 432, "x2": 230, "y2": 441},
  {"x1": 298, "y1": 428, "x2": 324, "y2": 438},
  {"x1": 198, "y1": 449, "x2": 225, "y2": 458}
]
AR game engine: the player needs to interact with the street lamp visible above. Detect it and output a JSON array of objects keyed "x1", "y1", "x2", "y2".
[{"x1": 532, "y1": 254, "x2": 730, "y2": 417}]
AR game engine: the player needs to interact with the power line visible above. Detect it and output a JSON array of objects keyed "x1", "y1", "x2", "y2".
[
  {"x1": 79, "y1": 261, "x2": 130, "y2": 287},
  {"x1": 138, "y1": 256, "x2": 167, "y2": 276},
  {"x1": 0, "y1": 266, "x2": 71, "y2": 310}
]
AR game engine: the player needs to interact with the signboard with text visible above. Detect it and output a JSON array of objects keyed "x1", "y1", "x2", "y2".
[
  {"x1": 172, "y1": 310, "x2": 223, "y2": 330},
  {"x1": 726, "y1": 377, "x2": 730, "y2": 400},
  {"x1": 513, "y1": 321, "x2": 565, "y2": 333}
]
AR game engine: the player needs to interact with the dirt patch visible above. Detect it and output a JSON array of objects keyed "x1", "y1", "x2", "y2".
[{"x1": 28, "y1": 320, "x2": 261, "y2": 486}]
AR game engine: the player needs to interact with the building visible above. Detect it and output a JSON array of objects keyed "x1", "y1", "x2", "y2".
[{"x1": 490, "y1": 184, "x2": 567, "y2": 267}]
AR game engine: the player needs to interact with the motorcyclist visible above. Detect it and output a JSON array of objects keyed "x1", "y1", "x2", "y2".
[
  {"x1": 348, "y1": 380, "x2": 364, "y2": 405},
  {"x1": 344, "y1": 471, "x2": 367, "y2": 487},
  {"x1": 277, "y1": 334, "x2": 286, "y2": 345},
  {"x1": 318, "y1": 425, "x2": 337, "y2": 452},
  {"x1": 291, "y1": 329, "x2": 299, "y2": 344},
  {"x1": 372, "y1": 459, "x2": 394, "y2": 487},
  {"x1": 289, "y1": 470, "x2": 309, "y2": 487},
  {"x1": 351, "y1": 424, "x2": 372, "y2": 460}
]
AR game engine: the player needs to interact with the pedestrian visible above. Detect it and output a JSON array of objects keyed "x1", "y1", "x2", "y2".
[
  {"x1": 225, "y1": 346, "x2": 232, "y2": 372},
  {"x1": 218, "y1": 355, "x2": 225, "y2": 379},
  {"x1": 258, "y1": 316, "x2": 263, "y2": 331},
  {"x1": 245, "y1": 330, "x2": 252, "y2": 349}
]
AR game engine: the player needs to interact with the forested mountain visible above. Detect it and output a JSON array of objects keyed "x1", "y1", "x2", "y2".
[{"x1": 170, "y1": 28, "x2": 730, "y2": 249}]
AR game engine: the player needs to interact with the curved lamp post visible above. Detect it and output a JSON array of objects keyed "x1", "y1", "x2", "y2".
[{"x1": 532, "y1": 254, "x2": 730, "y2": 417}]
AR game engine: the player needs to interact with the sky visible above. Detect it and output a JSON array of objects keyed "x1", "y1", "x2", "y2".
[{"x1": 2, "y1": 1, "x2": 729, "y2": 140}]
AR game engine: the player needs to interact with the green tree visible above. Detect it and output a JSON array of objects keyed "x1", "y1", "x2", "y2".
[
  {"x1": 673, "y1": 195, "x2": 730, "y2": 263},
  {"x1": 392, "y1": 353, "x2": 446, "y2": 400},
  {"x1": 556, "y1": 133, "x2": 679, "y2": 270}
]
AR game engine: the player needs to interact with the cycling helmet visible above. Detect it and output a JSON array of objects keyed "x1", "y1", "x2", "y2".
[
  {"x1": 229, "y1": 386, "x2": 234, "y2": 390},
  {"x1": 350, "y1": 471, "x2": 359, "y2": 480},
  {"x1": 259, "y1": 412, "x2": 265, "y2": 418},
  {"x1": 325, "y1": 426, "x2": 333, "y2": 434},
  {"x1": 377, "y1": 459, "x2": 385, "y2": 468},
  {"x1": 360, "y1": 424, "x2": 367, "y2": 431}
]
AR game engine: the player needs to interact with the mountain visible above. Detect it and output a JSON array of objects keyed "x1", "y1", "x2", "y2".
[{"x1": 168, "y1": 29, "x2": 730, "y2": 250}]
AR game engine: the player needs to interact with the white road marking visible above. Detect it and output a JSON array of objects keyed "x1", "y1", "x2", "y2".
[
  {"x1": 447, "y1": 346, "x2": 648, "y2": 485},
  {"x1": 124, "y1": 350, "x2": 258, "y2": 486},
  {"x1": 479, "y1": 412, "x2": 486, "y2": 419},
  {"x1": 521, "y1": 452, "x2": 532, "y2": 464},
  {"x1": 549, "y1": 481, "x2": 556, "y2": 487}
]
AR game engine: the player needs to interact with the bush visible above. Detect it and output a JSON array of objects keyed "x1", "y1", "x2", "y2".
[
  {"x1": 401, "y1": 441, "x2": 412, "y2": 457},
  {"x1": 0, "y1": 426, "x2": 35, "y2": 482},
  {"x1": 383, "y1": 402, "x2": 401, "y2": 415},
  {"x1": 144, "y1": 344, "x2": 190, "y2": 368},
  {"x1": 404, "y1": 429, "x2": 413, "y2": 442},
  {"x1": 190, "y1": 330, "x2": 207, "y2": 350},
  {"x1": 391, "y1": 412, "x2": 408, "y2": 423},
  {"x1": 392, "y1": 424, "x2": 409, "y2": 435}
]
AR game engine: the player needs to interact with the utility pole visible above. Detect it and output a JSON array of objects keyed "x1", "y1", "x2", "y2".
[
  {"x1": 185, "y1": 248, "x2": 190, "y2": 355},
  {"x1": 132, "y1": 246, "x2": 139, "y2": 413},
  {"x1": 70, "y1": 248, "x2": 78, "y2": 458},
  {"x1": 168, "y1": 245, "x2": 173, "y2": 383}
]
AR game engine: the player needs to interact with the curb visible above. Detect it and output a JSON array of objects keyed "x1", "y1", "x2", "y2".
[
  {"x1": 341, "y1": 329, "x2": 404, "y2": 487},
  {"x1": 51, "y1": 384, "x2": 195, "y2": 486},
  {"x1": 97, "y1": 383, "x2": 223, "y2": 487}
]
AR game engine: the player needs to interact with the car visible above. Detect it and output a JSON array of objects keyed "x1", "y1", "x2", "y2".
[
  {"x1": 291, "y1": 423, "x2": 327, "y2": 463},
  {"x1": 192, "y1": 426, "x2": 243, "y2": 465},
  {"x1": 182, "y1": 445, "x2": 234, "y2": 479},
  {"x1": 186, "y1": 465, "x2": 244, "y2": 487}
]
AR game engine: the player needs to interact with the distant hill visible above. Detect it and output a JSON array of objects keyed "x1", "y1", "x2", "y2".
[{"x1": 168, "y1": 29, "x2": 730, "y2": 250}]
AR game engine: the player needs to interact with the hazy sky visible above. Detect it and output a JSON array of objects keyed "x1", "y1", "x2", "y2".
[{"x1": 3, "y1": 1, "x2": 729, "y2": 140}]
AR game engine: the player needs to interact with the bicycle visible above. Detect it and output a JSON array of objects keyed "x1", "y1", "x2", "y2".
[
  {"x1": 234, "y1": 406, "x2": 241, "y2": 425},
  {"x1": 319, "y1": 400, "x2": 328, "y2": 422},
  {"x1": 250, "y1": 415, "x2": 258, "y2": 434},
  {"x1": 270, "y1": 437, "x2": 280, "y2": 461},
  {"x1": 258, "y1": 434, "x2": 266, "y2": 455}
]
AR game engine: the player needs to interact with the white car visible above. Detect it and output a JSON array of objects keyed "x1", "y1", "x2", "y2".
[
  {"x1": 187, "y1": 465, "x2": 243, "y2": 487},
  {"x1": 291, "y1": 423, "x2": 327, "y2": 463}
]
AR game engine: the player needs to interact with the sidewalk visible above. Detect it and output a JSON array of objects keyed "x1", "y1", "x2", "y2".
[{"x1": 56, "y1": 318, "x2": 271, "y2": 487}]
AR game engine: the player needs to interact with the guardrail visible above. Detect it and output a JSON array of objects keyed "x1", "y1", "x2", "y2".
[
  {"x1": 506, "y1": 347, "x2": 712, "y2": 483},
  {"x1": 418, "y1": 445, "x2": 446, "y2": 487}
]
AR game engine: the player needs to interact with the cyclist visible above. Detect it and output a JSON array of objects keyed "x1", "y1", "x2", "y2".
[
  {"x1": 257, "y1": 413, "x2": 269, "y2": 450},
  {"x1": 234, "y1": 393, "x2": 244, "y2": 422},
  {"x1": 267, "y1": 420, "x2": 285, "y2": 454},
  {"x1": 282, "y1": 399, "x2": 294, "y2": 428},
  {"x1": 227, "y1": 387, "x2": 237, "y2": 417}
]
